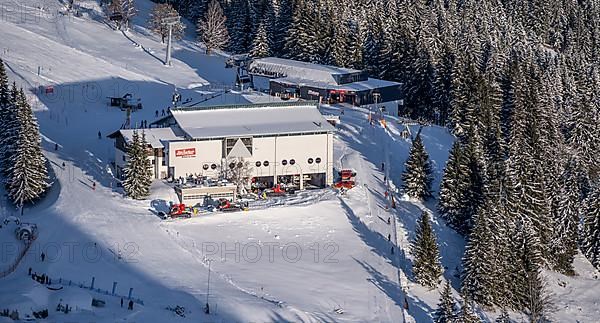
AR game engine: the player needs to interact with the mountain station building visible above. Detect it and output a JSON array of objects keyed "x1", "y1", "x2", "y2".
[{"x1": 108, "y1": 101, "x2": 335, "y2": 192}]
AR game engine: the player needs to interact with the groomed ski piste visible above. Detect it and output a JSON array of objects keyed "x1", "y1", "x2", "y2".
[{"x1": 0, "y1": 0, "x2": 598, "y2": 322}]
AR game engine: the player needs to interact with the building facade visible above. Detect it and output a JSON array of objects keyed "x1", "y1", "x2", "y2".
[
  {"x1": 110, "y1": 101, "x2": 335, "y2": 190},
  {"x1": 248, "y1": 57, "x2": 403, "y2": 114}
]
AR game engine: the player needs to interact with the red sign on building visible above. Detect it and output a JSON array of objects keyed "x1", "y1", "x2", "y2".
[{"x1": 175, "y1": 148, "x2": 196, "y2": 158}]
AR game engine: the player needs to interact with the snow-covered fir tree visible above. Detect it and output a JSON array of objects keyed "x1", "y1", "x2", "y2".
[
  {"x1": 147, "y1": 3, "x2": 185, "y2": 43},
  {"x1": 123, "y1": 131, "x2": 152, "y2": 199},
  {"x1": 456, "y1": 296, "x2": 481, "y2": 323},
  {"x1": 550, "y1": 157, "x2": 582, "y2": 275},
  {"x1": 461, "y1": 201, "x2": 499, "y2": 308},
  {"x1": 411, "y1": 211, "x2": 443, "y2": 288},
  {"x1": 402, "y1": 131, "x2": 433, "y2": 199},
  {"x1": 434, "y1": 280, "x2": 457, "y2": 323},
  {"x1": 250, "y1": 21, "x2": 270, "y2": 58},
  {"x1": 7, "y1": 88, "x2": 48, "y2": 206},
  {"x1": 0, "y1": 60, "x2": 13, "y2": 177},
  {"x1": 495, "y1": 308, "x2": 513, "y2": 323},
  {"x1": 581, "y1": 183, "x2": 600, "y2": 269},
  {"x1": 197, "y1": 0, "x2": 229, "y2": 54},
  {"x1": 283, "y1": 0, "x2": 320, "y2": 63},
  {"x1": 1, "y1": 83, "x2": 20, "y2": 178}
]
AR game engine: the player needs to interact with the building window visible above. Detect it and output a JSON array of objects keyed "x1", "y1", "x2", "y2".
[
  {"x1": 255, "y1": 161, "x2": 261, "y2": 167},
  {"x1": 308, "y1": 158, "x2": 314, "y2": 164},
  {"x1": 211, "y1": 164, "x2": 217, "y2": 170},
  {"x1": 237, "y1": 162, "x2": 243, "y2": 169},
  {"x1": 162, "y1": 160, "x2": 167, "y2": 166},
  {"x1": 263, "y1": 161, "x2": 269, "y2": 167},
  {"x1": 152, "y1": 159, "x2": 155, "y2": 165},
  {"x1": 229, "y1": 162, "x2": 236, "y2": 169},
  {"x1": 282, "y1": 160, "x2": 288, "y2": 166},
  {"x1": 225, "y1": 137, "x2": 253, "y2": 156},
  {"x1": 289, "y1": 159, "x2": 295, "y2": 165},
  {"x1": 315, "y1": 157, "x2": 321, "y2": 164},
  {"x1": 203, "y1": 164, "x2": 209, "y2": 170}
]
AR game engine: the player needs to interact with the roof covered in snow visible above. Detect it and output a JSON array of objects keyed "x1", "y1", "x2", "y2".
[
  {"x1": 249, "y1": 57, "x2": 361, "y2": 86},
  {"x1": 112, "y1": 127, "x2": 185, "y2": 148},
  {"x1": 170, "y1": 101, "x2": 335, "y2": 139},
  {"x1": 275, "y1": 76, "x2": 402, "y2": 91}
]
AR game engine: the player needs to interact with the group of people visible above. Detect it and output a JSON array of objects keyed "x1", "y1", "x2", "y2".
[
  {"x1": 120, "y1": 297, "x2": 135, "y2": 310},
  {"x1": 29, "y1": 267, "x2": 51, "y2": 285}
]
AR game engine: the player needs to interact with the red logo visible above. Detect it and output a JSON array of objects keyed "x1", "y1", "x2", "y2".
[{"x1": 175, "y1": 148, "x2": 196, "y2": 158}]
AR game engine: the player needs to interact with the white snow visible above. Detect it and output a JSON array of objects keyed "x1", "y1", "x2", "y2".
[{"x1": 0, "y1": 0, "x2": 598, "y2": 322}]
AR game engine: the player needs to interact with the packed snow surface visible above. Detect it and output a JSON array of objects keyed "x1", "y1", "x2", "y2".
[{"x1": 0, "y1": 0, "x2": 598, "y2": 322}]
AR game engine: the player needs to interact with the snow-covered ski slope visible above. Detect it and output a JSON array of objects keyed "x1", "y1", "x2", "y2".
[{"x1": 0, "y1": 0, "x2": 598, "y2": 322}]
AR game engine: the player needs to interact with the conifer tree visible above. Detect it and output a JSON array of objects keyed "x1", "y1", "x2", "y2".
[
  {"x1": 495, "y1": 309, "x2": 512, "y2": 323},
  {"x1": 461, "y1": 202, "x2": 498, "y2": 308},
  {"x1": 197, "y1": 0, "x2": 229, "y2": 54},
  {"x1": 283, "y1": 0, "x2": 320, "y2": 62},
  {"x1": 7, "y1": 89, "x2": 48, "y2": 206},
  {"x1": 434, "y1": 280, "x2": 457, "y2": 323},
  {"x1": 0, "y1": 60, "x2": 13, "y2": 176},
  {"x1": 550, "y1": 158, "x2": 581, "y2": 274},
  {"x1": 1, "y1": 83, "x2": 20, "y2": 178},
  {"x1": 438, "y1": 140, "x2": 468, "y2": 231},
  {"x1": 123, "y1": 131, "x2": 152, "y2": 199},
  {"x1": 581, "y1": 184, "x2": 600, "y2": 269},
  {"x1": 411, "y1": 211, "x2": 443, "y2": 288},
  {"x1": 457, "y1": 296, "x2": 481, "y2": 323},
  {"x1": 402, "y1": 132, "x2": 433, "y2": 199},
  {"x1": 250, "y1": 21, "x2": 270, "y2": 58}
]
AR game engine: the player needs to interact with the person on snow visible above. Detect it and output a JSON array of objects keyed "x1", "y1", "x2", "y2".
[
  {"x1": 92, "y1": 182, "x2": 96, "y2": 190},
  {"x1": 41, "y1": 252, "x2": 45, "y2": 262},
  {"x1": 98, "y1": 131, "x2": 101, "y2": 139},
  {"x1": 161, "y1": 109, "x2": 165, "y2": 116},
  {"x1": 120, "y1": 298, "x2": 123, "y2": 308},
  {"x1": 128, "y1": 300, "x2": 133, "y2": 310},
  {"x1": 54, "y1": 143, "x2": 58, "y2": 151},
  {"x1": 155, "y1": 110, "x2": 159, "y2": 118}
]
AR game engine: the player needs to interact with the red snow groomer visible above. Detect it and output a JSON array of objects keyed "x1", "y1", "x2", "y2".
[
  {"x1": 217, "y1": 199, "x2": 248, "y2": 212},
  {"x1": 334, "y1": 169, "x2": 357, "y2": 190},
  {"x1": 167, "y1": 204, "x2": 193, "y2": 218}
]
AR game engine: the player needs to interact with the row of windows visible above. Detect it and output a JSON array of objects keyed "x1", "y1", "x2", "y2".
[{"x1": 255, "y1": 158, "x2": 322, "y2": 167}]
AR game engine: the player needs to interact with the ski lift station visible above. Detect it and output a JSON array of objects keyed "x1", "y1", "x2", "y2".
[
  {"x1": 247, "y1": 57, "x2": 403, "y2": 114},
  {"x1": 108, "y1": 101, "x2": 334, "y2": 193}
]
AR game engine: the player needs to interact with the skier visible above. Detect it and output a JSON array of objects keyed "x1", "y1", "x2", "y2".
[
  {"x1": 28, "y1": 267, "x2": 32, "y2": 276},
  {"x1": 387, "y1": 217, "x2": 391, "y2": 225},
  {"x1": 98, "y1": 131, "x2": 101, "y2": 139},
  {"x1": 388, "y1": 233, "x2": 391, "y2": 241},
  {"x1": 381, "y1": 162, "x2": 384, "y2": 171},
  {"x1": 92, "y1": 182, "x2": 96, "y2": 190},
  {"x1": 128, "y1": 300, "x2": 133, "y2": 310},
  {"x1": 391, "y1": 246, "x2": 394, "y2": 255},
  {"x1": 161, "y1": 109, "x2": 165, "y2": 116},
  {"x1": 54, "y1": 143, "x2": 58, "y2": 151},
  {"x1": 120, "y1": 298, "x2": 123, "y2": 308},
  {"x1": 62, "y1": 162, "x2": 65, "y2": 168},
  {"x1": 41, "y1": 252, "x2": 45, "y2": 262},
  {"x1": 155, "y1": 110, "x2": 159, "y2": 118}
]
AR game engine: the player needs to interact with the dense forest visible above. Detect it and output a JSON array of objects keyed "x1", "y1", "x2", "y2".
[{"x1": 169, "y1": 0, "x2": 600, "y2": 319}]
